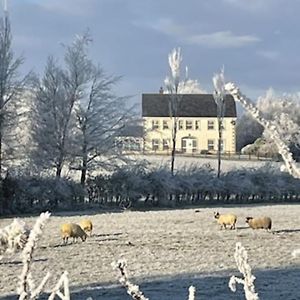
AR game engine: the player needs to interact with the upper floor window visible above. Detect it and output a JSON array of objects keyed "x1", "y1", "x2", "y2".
[
  {"x1": 152, "y1": 120, "x2": 159, "y2": 130},
  {"x1": 163, "y1": 120, "x2": 169, "y2": 130},
  {"x1": 178, "y1": 120, "x2": 183, "y2": 130},
  {"x1": 186, "y1": 120, "x2": 193, "y2": 130},
  {"x1": 195, "y1": 120, "x2": 201, "y2": 130},
  {"x1": 208, "y1": 120, "x2": 215, "y2": 130}
]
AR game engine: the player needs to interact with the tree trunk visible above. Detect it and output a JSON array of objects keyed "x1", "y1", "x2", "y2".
[
  {"x1": 171, "y1": 118, "x2": 177, "y2": 176},
  {"x1": 217, "y1": 117, "x2": 222, "y2": 178}
]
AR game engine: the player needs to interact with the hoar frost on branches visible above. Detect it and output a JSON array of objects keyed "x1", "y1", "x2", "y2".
[
  {"x1": 0, "y1": 218, "x2": 30, "y2": 259},
  {"x1": 229, "y1": 242, "x2": 259, "y2": 300},
  {"x1": 225, "y1": 82, "x2": 300, "y2": 179}
]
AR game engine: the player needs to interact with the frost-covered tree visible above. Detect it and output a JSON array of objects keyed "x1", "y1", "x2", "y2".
[
  {"x1": 71, "y1": 62, "x2": 132, "y2": 187},
  {"x1": 164, "y1": 48, "x2": 183, "y2": 175},
  {"x1": 32, "y1": 33, "x2": 132, "y2": 184},
  {"x1": 31, "y1": 56, "x2": 77, "y2": 177},
  {"x1": 0, "y1": 11, "x2": 30, "y2": 212},
  {"x1": 31, "y1": 34, "x2": 93, "y2": 177},
  {"x1": 164, "y1": 49, "x2": 206, "y2": 175},
  {"x1": 257, "y1": 88, "x2": 300, "y2": 156},
  {"x1": 236, "y1": 113, "x2": 263, "y2": 151},
  {"x1": 213, "y1": 68, "x2": 226, "y2": 178}
]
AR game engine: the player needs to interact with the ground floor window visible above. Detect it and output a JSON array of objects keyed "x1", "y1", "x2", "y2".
[
  {"x1": 152, "y1": 139, "x2": 159, "y2": 151},
  {"x1": 207, "y1": 139, "x2": 215, "y2": 151},
  {"x1": 163, "y1": 139, "x2": 170, "y2": 150}
]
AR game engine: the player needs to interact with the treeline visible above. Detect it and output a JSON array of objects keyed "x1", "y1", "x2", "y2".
[{"x1": 2, "y1": 164, "x2": 300, "y2": 214}]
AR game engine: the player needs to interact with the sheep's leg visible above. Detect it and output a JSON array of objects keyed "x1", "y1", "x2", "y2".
[{"x1": 223, "y1": 224, "x2": 227, "y2": 230}]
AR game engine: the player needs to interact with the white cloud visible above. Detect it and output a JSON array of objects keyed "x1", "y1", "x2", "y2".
[
  {"x1": 185, "y1": 31, "x2": 260, "y2": 48},
  {"x1": 222, "y1": 0, "x2": 272, "y2": 11},
  {"x1": 34, "y1": 0, "x2": 93, "y2": 16},
  {"x1": 146, "y1": 18, "x2": 260, "y2": 48},
  {"x1": 256, "y1": 50, "x2": 280, "y2": 60}
]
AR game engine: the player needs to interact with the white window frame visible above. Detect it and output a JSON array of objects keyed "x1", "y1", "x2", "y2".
[{"x1": 208, "y1": 120, "x2": 215, "y2": 130}]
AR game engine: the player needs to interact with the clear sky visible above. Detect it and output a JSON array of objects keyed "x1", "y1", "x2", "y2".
[{"x1": 5, "y1": 0, "x2": 300, "y2": 108}]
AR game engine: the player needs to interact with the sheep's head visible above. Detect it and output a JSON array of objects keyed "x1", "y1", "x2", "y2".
[
  {"x1": 245, "y1": 217, "x2": 253, "y2": 224},
  {"x1": 214, "y1": 212, "x2": 220, "y2": 219},
  {"x1": 81, "y1": 232, "x2": 87, "y2": 242}
]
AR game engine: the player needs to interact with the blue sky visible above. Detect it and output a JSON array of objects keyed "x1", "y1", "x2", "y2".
[{"x1": 6, "y1": 0, "x2": 300, "y2": 108}]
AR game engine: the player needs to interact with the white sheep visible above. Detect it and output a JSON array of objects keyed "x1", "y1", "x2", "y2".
[
  {"x1": 79, "y1": 219, "x2": 93, "y2": 236},
  {"x1": 60, "y1": 223, "x2": 87, "y2": 244},
  {"x1": 245, "y1": 216, "x2": 272, "y2": 230},
  {"x1": 214, "y1": 212, "x2": 237, "y2": 230}
]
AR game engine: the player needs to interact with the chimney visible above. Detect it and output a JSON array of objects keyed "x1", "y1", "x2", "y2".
[{"x1": 159, "y1": 86, "x2": 164, "y2": 94}]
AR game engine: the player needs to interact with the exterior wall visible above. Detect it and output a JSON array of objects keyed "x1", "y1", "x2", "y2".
[{"x1": 143, "y1": 117, "x2": 236, "y2": 154}]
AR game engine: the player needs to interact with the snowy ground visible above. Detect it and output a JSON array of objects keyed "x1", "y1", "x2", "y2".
[{"x1": 1, "y1": 204, "x2": 300, "y2": 299}]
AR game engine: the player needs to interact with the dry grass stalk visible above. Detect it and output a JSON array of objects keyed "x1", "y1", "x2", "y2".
[
  {"x1": 112, "y1": 259, "x2": 149, "y2": 300},
  {"x1": 229, "y1": 242, "x2": 259, "y2": 300}
]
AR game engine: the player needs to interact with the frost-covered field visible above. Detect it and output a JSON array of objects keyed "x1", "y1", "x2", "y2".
[
  {"x1": 135, "y1": 154, "x2": 285, "y2": 172},
  {"x1": 1, "y1": 205, "x2": 300, "y2": 299}
]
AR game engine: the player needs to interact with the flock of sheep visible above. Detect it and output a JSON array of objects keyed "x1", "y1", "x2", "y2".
[
  {"x1": 214, "y1": 211, "x2": 272, "y2": 231},
  {"x1": 59, "y1": 212, "x2": 272, "y2": 246}
]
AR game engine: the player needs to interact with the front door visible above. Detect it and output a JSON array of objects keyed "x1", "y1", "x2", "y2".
[{"x1": 182, "y1": 137, "x2": 197, "y2": 154}]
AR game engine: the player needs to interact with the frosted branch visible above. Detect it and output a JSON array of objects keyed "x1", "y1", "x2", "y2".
[
  {"x1": 225, "y1": 82, "x2": 300, "y2": 179},
  {"x1": 188, "y1": 285, "x2": 196, "y2": 300},
  {"x1": 112, "y1": 259, "x2": 149, "y2": 300},
  {"x1": 18, "y1": 211, "x2": 51, "y2": 300},
  {"x1": 0, "y1": 219, "x2": 30, "y2": 259},
  {"x1": 48, "y1": 271, "x2": 70, "y2": 300},
  {"x1": 229, "y1": 242, "x2": 259, "y2": 300}
]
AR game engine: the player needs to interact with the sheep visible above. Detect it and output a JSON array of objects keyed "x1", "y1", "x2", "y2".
[
  {"x1": 245, "y1": 216, "x2": 272, "y2": 230},
  {"x1": 60, "y1": 223, "x2": 87, "y2": 244},
  {"x1": 214, "y1": 212, "x2": 237, "y2": 230},
  {"x1": 79, "y1": 219, "x2": 93, "y2": 236}
]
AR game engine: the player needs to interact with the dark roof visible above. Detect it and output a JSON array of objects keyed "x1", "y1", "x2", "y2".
[
  {"x1": 142, "y1": 94, "x2": 236, "y2": 117},
  {"x1": 118, "y1": 124, "x2": 143, "y2": 137}
]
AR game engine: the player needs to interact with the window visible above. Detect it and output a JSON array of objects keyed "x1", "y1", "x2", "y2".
[
  {"x1": 195, "y1": 120, "x2": 201, "y2": 130},
  {"x1": 182, "y1": 139, "x2": 187, "y2": 153},
  {"x1": 178, "y1": 120, "x2": 183, "y2": 130},
  {"x1": 192, "y1": 139, "x2": 197, "y2": 153},
  {"x1": 152, "y1": 120, "x2": 159, "y2": 130},
  {"x1": 152, "y1": 139, "x2": 159, "y2": 151},
  {"x1": 207, "y1": 139, "x2": 215, "y2": 151},
  {"x1": 163, "y1": 120, "x2": 169, "y2": 130},
  {"x1": 163, "y1": 139, "x2": 170, "y2": 150},
  {"x1": 208, "y1": 120, "x2": 215, "y2": 130},
  {"x1": 186, "y1": 120, "x2": 193, "y2": 130}
]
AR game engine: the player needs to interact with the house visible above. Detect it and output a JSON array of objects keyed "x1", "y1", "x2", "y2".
[
  {"x1": 142, "y1": 93, "x2": 237, "y2": 154},
  {"x1": 115, "y1": 122, "x2": 144, "y2": 153}
]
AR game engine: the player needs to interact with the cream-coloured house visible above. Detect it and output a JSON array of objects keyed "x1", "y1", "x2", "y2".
[{"x1": 142, "y1": 94, "x2": 237, "y2": 154}]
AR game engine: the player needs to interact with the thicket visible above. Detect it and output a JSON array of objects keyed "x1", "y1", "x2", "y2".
[{"x1": 1, "y1": 163, "x2": 300, "y2": 214}]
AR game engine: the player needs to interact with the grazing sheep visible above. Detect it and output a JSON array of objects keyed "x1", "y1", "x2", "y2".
[
  {"x1": 246, "y1": 216, "x2": 272, "y2": 230},
  {"x1": 60, "y1": 223, "x2": 87, "y2": 244},
  {"x1": 214, "y1": 212, "x2": 237, "y2": 230},
  {"x1": 79, "y1": 219, "x2": 93, "y2": 236}
]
